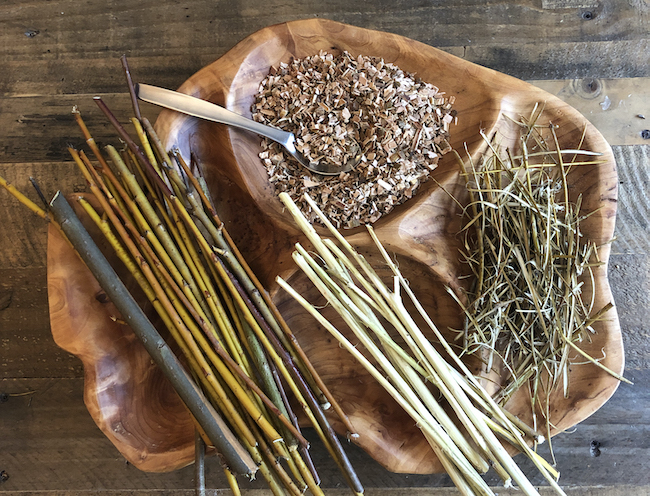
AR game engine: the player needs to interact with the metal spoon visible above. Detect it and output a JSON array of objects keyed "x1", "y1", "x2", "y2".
[{"x1": 136, "y1": 83, "x2": 359, "y2": 176}]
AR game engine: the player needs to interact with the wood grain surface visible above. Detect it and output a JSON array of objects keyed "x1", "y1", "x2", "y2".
[
  {"x1": 147, "y1": 18, "x2": 623, "y2": 474},
  {"x1": 1, "y1": 0, "x2": 649, "y2": 492}
]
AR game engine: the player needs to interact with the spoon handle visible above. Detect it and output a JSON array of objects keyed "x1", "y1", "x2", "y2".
[{"x1": 135, "y1": 83, "x2": 295, "y2": 149}]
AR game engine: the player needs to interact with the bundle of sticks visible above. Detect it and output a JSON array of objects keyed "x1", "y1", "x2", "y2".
[{"x1": 1, "y1": 62, "x2": 363, "y2": 495}]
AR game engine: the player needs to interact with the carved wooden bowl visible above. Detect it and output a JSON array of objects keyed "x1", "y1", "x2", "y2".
[{"x1": 48, "y1": 19, "x2": 624, "y2": 475}]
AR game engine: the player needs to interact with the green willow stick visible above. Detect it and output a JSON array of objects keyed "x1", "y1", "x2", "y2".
[
  {"x1": 0, "y1": 174, "x2": 49, "y2": 220},
  {"x1": 85, "y1": 147, "x2": 306, "y2": 449},
  {"x1": 169, "y1": 148, "x2": 351, "y2": 427},
  {"x1": 49, "y1": 191, "x2": 256, "y2": 477},
  {"x1": 94, "y1": 97, "x2": 362, "y2": 493}
]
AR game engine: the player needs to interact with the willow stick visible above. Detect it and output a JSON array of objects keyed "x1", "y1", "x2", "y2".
[
  {"x1": 223, "y1": 468, "x2": 242, "y2": 496},
  {"x1": 291, "y1": 245, "x2": 495, "y2": 481},
  {"x1": 294, "y1": 243, "x2": 492, "y2": 474},
  {"x1": 281, "y1": 192, "x2": 568, "y2": 495},
  {"x1": 107, "y1": 179, "x2": 308, "y2": 448},
  {"x1": 93, "y1": 99, "x2": 359, "y2": 491},
  {"x1": 0, "y1": 174, "x2": 49, "y2": 220},
  {"x1": 211, "y1": 253, "x2": 363, "y2": 494},
  {"x1": 170, "y1": 148, "x2": 351, "y2": 427},
  {"x1": 276, "y1": 274, "x2": 492, "y2": 496},
  {"x1": 71, "y1": 150, "x2": 261, "y2": 450},
  {"x1": 120, "y1": 54, "x2": 142, "y2": 122},
  {"x1": 49, "y1": 191, "x2": 256, "y2": 476}
]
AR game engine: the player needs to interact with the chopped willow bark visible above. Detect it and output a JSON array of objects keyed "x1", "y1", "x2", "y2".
[{"x1": 252, "y1": 50, "x2": 456, "y2": 228}]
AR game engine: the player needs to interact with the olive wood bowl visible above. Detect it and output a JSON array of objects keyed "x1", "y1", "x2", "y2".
[{"x1": 48, "y1": 19, "x2": 624, "y2": 475}]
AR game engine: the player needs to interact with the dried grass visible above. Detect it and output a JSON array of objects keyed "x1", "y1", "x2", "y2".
[{"x1": 452, "y1": 105, "x2": 628, "y2": 461}]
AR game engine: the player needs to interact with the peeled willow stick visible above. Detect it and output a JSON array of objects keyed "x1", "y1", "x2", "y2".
[
  {"x1": 49, "y1": 191, "x2": 256, "y2": 476},
  {"x1": 277, "y1": 192, "x2": 571, "y2": 496}
]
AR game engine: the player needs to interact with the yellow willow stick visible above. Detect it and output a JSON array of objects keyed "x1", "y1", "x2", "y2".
[
  {"x1": 170, "y1": 192, "x2": 363, "y2": 490},
  {"x1": 255, "y1": 431, "x2": 304, "y2": 496},
  {"x1": 71, "y1": 151, "x2": 262, "y2": 449},
  {"x1": 277, "y1": 447, "x2": 309, "y2": 495},
  {"x1": 287, "y1": 445, "x2": 324, "y2": 496},
  {"x1": 105, "y1": 145, "x2": 208, "y2": 317},
  {"x1": 281, "y1": 460, "x2": 308, "y2": 496},
  {"x1": 223, "y1": 468, "x2": 242, "y2": 496},
  {"x1": 0, "y1": 175, "x2": 49, "y2": 220},
  {"x1": 131, "y1": 117, "x2": 162, "y2": 176},
  {"x1": 170, "y1": 151, "x2": 347, "y2": 427}
]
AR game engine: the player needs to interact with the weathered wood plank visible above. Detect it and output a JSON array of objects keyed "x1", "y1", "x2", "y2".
[
  {"x1": 1, "y1": 78, "x2": 649, "y2": 167},
  {"x1": 532, "y1": 78, "x2": 650, "y2": 146},
  {"x1": 1, "y1": 489, "x2": 650, "y2": 496},
  {"x1": 0, "y1": 95, "x2": 159, "y2": 164},
  {"x1": 0, "y1": 373, "x2": 648, "y2": 491},
  {"x1": 0, "y1": 269, "x2": 82, "y2": 378},
  {"x1": 3, "y1": 39, "x2": 650, "y2": 98},
  {"x1": 462, "y1": 39, "x2": 650, "y2": 80},
  {"x1": 0, "y1": 1, "x2": 649, "y2": 97}
]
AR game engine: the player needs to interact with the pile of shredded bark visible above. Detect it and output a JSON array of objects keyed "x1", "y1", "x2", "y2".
[{"x1": 252, "y1": 51, "x2": 456, "y2": 228}]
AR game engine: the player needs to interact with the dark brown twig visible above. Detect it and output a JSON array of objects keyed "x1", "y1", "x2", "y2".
[{"x1": 121, "y1": 55, "x2": 142, "y2": 121}]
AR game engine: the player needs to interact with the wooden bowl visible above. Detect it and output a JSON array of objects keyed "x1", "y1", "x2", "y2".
[{"x1": 48, "y1": 19, "x2": 624, "y2": 475}]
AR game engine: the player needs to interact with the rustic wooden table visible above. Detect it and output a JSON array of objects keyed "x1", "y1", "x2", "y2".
[{"x1": 1, "y1": 1, "x2": 649, "y2": 495}]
